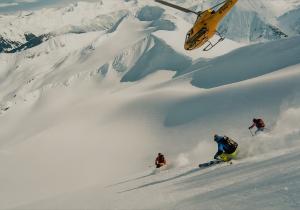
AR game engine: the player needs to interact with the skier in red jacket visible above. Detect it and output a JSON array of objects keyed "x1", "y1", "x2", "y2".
[
  {"x1": 249, "y1": 118, "x2": 265, "y2": 135},
  {"x1": 155, "y1": 153, "x2": 166, "y2": 168}
]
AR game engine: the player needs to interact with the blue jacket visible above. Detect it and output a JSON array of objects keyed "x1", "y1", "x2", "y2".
[{"x1": 214, "y1": 135, "x2": 236, "y2": 159}]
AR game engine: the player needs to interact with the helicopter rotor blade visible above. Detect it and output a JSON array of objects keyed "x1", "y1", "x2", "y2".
[
  {"x1": 155, "y1": 0, "x2": 199, "y2": 15},
  {"x1": 198, "y1": 0, "x2": 226, "y2": 15},
  {"x1": 210, "y1": 0, "x2": 227, "y2": 10}
]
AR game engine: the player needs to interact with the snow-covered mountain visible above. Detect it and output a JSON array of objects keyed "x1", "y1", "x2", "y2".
[
  {"x1": 0, "y1": 0, "x2": 300, "y2": 209},
  {"x1": 279, "y1": 6, "x2": 300, "y2": 35},
  {"x1": 1, "y1": 0, "x2": 300, "y2": 53}
]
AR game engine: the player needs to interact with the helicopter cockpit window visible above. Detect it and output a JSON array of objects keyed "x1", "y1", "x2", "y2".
[
  {"x1": 198, "y1": 27, "x2": 208, "y2": 37},
  {"x1": 186, "y1": 28, "x2": 194, "y2": 40},
  {"x1": 186, "y1": 31, "x2": 192, "y2": 40}
]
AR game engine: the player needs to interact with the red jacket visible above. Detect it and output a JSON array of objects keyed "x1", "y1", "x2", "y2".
[
  {"x1": 249, "y1": 119, "x2": 265, "y2": 129},
  {"x1": 155, "y1": 155, "x2": 166, "y2": 165}
]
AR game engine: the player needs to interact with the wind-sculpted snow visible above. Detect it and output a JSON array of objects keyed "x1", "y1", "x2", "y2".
[
  {"x1": 279, "y1": 7, "x2": 300, "y2": 35},
  {"x1": 0, "y1": 36, "x2": 20, "y2": 53},
  {"x1": 182, "y1": 36, "x2": 300, "y2": 89},
  {"x1": 165, "y1": 64, "x2": 300, "y2": 130},
  {"x1": 219, "y1": 8, "x2": 287, "y2": 42},
  {"x1": 240, "y1": 105, "x2": 300, "y2": 159},
  {"x1": 8, "y1": 34, "x2": 50, "y2": 53},
  {"x1": 137, "y1": 5, "x2": 176, "y2": 31},
  {"x1": 54, "y1": 10, "x2": 130, "y2": 35},
  {"x1": 137, "y1": 6, "x2": 165, "y2": 21},
  {"x1": 0, "y1": 14, "x2": 160, "y2": 114},
  {"x1": 121, "y1": 36, "x2": 191, "y2": 82}
]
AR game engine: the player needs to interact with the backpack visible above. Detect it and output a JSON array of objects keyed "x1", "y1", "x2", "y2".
[
  {"x1": 222, "y1": 136, "x2": 238, "y2": 154},
  {"x1": 256, "y1": 119, "x2": 265, "y2": 128}
]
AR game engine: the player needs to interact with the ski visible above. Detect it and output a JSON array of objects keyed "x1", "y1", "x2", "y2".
[{"x1": 198, "y1": 160, "x2": 232, "y2": 168}]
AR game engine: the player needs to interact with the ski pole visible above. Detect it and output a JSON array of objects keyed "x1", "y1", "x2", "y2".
[{"x1": 249, "y1": 129, "x2": 254, "y2": 137}]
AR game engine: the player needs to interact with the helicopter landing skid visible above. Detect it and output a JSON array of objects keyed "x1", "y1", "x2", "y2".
[{"x1": 203, "y1": 30, "x2": 226, "y2": 51}]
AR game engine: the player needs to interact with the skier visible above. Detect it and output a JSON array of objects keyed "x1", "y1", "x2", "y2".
[
  {"x1": 155, "y1": 153, "x2": 166, "y2": 168},
  {"x1": 249, "y1": 118, "x2": 265, "y2": 135},
  {"x1": 214, "y1": 134, "x2": 238, "y2": 162}
]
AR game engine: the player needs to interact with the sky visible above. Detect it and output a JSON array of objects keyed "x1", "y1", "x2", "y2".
[{"x1": 0, "y1": 0, "x2": 100, "y2": 13}]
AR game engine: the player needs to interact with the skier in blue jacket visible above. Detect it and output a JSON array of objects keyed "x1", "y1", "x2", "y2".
[{"x1": 214, "y1": 134, "x2": 238, "y2": 162}]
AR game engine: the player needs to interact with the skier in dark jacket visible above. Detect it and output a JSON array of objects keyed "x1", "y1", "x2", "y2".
[
  {"x1": 155, "y1": 153, "x2": 166, "y2": 168},
  {"x1": 214, "y1": 135, "x2": 238, "y2": 162},
  {"x1": 249, "y1": 118, "x2": 265, "y2": 135}
]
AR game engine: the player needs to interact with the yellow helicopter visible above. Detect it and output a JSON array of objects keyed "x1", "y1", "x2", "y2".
[{"x1": 155, "y1": 0, "x2": 238, "y2": 51}]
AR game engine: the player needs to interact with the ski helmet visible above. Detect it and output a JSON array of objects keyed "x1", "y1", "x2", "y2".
[
  {"x1": 214, "y1": 134, "x2": 220, "y2": 142},
  {"x1": 214, "y1": 134, "x2": 225, "y2": 143}
]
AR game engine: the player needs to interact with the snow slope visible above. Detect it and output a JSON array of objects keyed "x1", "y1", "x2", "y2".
[
  {"x1": 16, "y1": 150, "x2": 300, "y2": 210},
  {"x1": 8, "y1": 55, "x2": 300, "y2": 209},
  {"x1": 0, "y1": 0, "x2": 300, "y2": 209}
]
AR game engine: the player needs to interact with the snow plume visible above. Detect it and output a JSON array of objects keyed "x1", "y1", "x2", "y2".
[
  {"x1": 239, "y1": 100, "x2": 300, "y2": 160},
  {"x1": 175, "y1": 153, "x2": 190, "y2": 167},
  {"x1": 175, "y1": 90, "x2": 300, "y2": 165},
  {"x1": 175, "y1": 140, "x2": 216, "y2": 167}
]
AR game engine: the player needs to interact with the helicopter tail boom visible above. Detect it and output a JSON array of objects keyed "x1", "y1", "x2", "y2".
[
  {"x1": 217, "y1": 0, "x2": 238, "y2": 16},
  {"x1": 154, "y1": 0, "x2": 199, "y2": 15}
]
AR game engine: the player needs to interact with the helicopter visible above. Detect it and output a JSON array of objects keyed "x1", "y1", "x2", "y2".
[{"x1": 155, "y1": 0, "x2": 238, "y2": 51}]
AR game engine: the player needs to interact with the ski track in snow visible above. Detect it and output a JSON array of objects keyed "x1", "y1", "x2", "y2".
[{"x1": 0, "y1": 0, "x2": 300, "y2": 209}]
